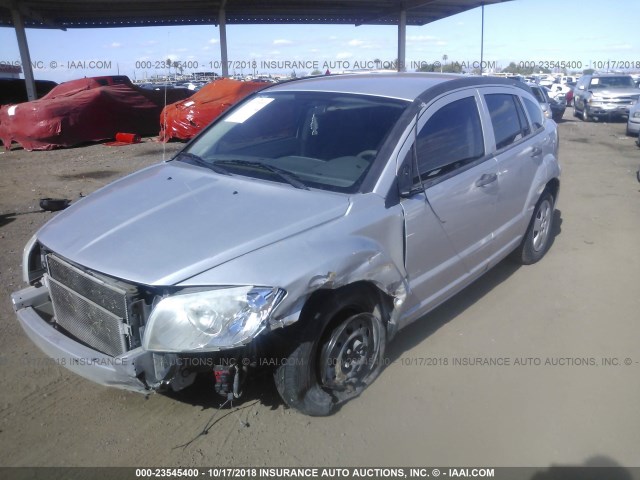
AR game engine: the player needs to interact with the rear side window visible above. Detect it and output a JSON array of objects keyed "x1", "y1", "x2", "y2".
[
  {"x1": 485, "y1": 94, "x2": 531, "y2": 150},
  {"x1": 522, "y1": 97, "x2": 544, "y2": 131},
  {"x1": 415, "y1": 96, "x2": 484, "y2": 181}
]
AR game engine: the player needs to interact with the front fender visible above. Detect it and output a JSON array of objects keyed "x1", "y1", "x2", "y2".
[{"x1": 179, "y1": 194, "x2": 408, "y2": 332}]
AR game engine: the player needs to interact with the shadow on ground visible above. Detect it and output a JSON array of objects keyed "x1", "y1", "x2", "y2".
[{"x1": 167, "y1": 210, "x2": 563, "y2": 416}]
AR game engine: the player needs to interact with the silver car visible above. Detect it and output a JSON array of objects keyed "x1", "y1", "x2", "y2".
[
  {"x1": 12, "y1": 73, "x2": 560, "y2": 416},
  {"x1": 527, "y1": 83, "x2": 553, "y2": 120}
]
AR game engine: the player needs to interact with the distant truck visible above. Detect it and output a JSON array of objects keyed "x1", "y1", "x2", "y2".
[{"x1": 573, "y1": 73, "x2": 640, "y2": 121}]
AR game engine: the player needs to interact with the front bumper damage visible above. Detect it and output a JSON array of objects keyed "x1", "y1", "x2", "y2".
[
  {"x1": 13, "y1": 285, "x2": 151, "y2": 392},
  {"x1": 11, "y1": 284, "x2": 254, "y2": 395}
]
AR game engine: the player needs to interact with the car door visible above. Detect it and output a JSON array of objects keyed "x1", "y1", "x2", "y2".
[
  {"x1": 399, "y1": 90, "x2": 499, "y2": 319},
  {"x1": 479, "y1": 88, "x2": 545, "y2": 256}
]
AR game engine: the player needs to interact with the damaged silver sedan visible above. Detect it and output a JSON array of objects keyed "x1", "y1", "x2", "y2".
[{"x1": 12, "y1": 73, "x2": 560, "y2": 416}]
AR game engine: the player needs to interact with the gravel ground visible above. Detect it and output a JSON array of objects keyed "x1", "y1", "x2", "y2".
[{"x1": 1, "y1": 113, "x2": 639, "y2": 470}]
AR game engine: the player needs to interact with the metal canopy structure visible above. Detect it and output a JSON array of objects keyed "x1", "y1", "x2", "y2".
[
  {"x1": 0, "y1": 0, "x2": 510, "y2": 28},
  {"x1": 0, "y1": 0, "x2": 512, "y2": 99}
]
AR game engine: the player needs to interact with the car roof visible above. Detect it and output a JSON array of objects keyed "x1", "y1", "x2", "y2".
[
  {"x1": 587, "y1": 73, "x2": 633, "y2": 77},
  {"x1": 264, "y1": 72, "x2": 526, "y2": 102}
]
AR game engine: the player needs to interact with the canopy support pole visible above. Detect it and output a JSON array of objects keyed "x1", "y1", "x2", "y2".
[
  {"x1": 11, "y1": 8, "x2": 36, "y2": 101},
  {"x1": 218, "y1": 0, "x2": 228, "y2": 77},
  {"x1": 480, "y1": 2, "x2": 485, "y2": 75},
  {"x1": 397, "y1": 8, "x2": 406, "y2": 72}
]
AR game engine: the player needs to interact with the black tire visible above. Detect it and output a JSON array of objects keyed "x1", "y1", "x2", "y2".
[
  {"x1": 274, "y1": 286, "x2": 386, "y2": 416},
  {"x1": 573, "y1": 104, "x2": 580, "y2": 118},
  {"x1": 512, "y1": 191, "x2": 555, "y2": 265},
  {"x1": 581, "y1": 105, "x2": 591, "y2": 122}
]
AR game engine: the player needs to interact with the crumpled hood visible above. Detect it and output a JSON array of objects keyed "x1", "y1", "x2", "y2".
[{"x1": 37, "y1": 161, "x2": 349, "y2": 285}]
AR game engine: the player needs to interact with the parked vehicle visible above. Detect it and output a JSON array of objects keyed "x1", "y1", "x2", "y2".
[
  {"x1": 527, "y1": 83, "x2": 554, "y2": 120},
  {"x1": 0, "y1": 76, "x2": 192, "y2": 150},
  {"x1": 542, "y1": 86, "x2": 567, "y2": 121},
  {"x1": 159, "y1": 78, "x2": 266, "y2": 142},
  {"x1": 627, "y1": 99, "x2": 640, "y2": 136},
  {"x1": 0, "y1": 78, "x2": 57, "y2": 105},
  {"x1": 573, "y1": 74, "x2": 640, "y2": 121},
  {"x1": 555, "y1": 75, "x2": 578, "y2": 85},
  {"x1": 549, "y1": 96, "x2": 567, "y2": 122},
  {"x1": 545, "y1": 83, "x2": 570, "y2": 102},
  {"x1": 11, "y1": 73, "x2": 560, "y2": 416}
]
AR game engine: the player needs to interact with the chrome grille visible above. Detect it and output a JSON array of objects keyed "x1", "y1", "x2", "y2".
[
  {"x1": 46, "y1": 254, "x2": 131, "y2": 357},
  {"x1": 602, "y1": 95, "x2": 639, "y2": 104}
]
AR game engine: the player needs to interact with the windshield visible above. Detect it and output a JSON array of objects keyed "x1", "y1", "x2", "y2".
[
  {"x1": 180, "y1": 91, "x2": 409, "y2": 193},
  {"x1": 589, "y1": 76, "x2": 635, "y2": 89}
]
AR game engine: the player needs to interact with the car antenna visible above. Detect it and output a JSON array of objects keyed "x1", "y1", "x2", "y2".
[{"x1": 412, "y1": 109, "x2": 445, "y2": 223}]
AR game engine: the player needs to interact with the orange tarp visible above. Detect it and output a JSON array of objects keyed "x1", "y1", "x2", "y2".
[{"x1": 159, "y1": 78, "x2": 266, "y2": 142}]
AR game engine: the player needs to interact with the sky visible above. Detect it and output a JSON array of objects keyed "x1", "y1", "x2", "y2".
[{"x1": 1, "y1": 0, "x2": 639, "y2": 83}]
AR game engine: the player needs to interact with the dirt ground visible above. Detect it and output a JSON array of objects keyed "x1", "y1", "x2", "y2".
[{"x1": 1, "y1": 113, "x2": 639, "y2": 469}]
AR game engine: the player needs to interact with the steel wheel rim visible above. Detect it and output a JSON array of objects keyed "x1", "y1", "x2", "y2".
[
  {"x1": 532, "y1": 199, "x2": 552, "y2": 252},
  {"x1": 320, "y1": 313, "x2": 380, "y2": 391}
]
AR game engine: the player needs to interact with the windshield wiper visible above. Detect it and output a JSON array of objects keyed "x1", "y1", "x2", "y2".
[
  {"x1": 215, "y1": 159, "x2": 309, "y2": 190},
  {"x1": 176, "y1": 152, "x2": 232, "y2": 175}
]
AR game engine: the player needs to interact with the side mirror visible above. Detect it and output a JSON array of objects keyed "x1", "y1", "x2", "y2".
[
  {"x1": 578, "y1": 85, "x2": 585, "y2": 90},
  {"x1": 398, "y1": 162, "x2": 416, "y2": 198}
]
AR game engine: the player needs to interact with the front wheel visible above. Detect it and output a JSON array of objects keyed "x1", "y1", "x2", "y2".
[
  {"x1": 511, "y1": 191, "x2": 555, "y2": 265},
  {"x1": 573, "y1": 104, "x2": 580, "y2": 118},
  {"x1": 274, "y1": 288, "x2": 386, "y2": 416}
]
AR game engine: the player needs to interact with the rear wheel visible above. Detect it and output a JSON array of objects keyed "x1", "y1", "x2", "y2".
[
  {"x1": 274, "y1": 287, "x2": 386, "y2": 416},
  {"x1": 512, "y1": 191, "x2": 555, "y2": 265}
]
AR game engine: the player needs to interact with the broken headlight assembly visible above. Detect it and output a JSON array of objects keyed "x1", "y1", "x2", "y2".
[{"x1": 142, "y1": 286, "x2": 285, "y2": 352}]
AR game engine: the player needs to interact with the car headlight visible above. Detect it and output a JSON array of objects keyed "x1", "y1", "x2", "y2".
[
  {"x1": 22, "y1": 235, "x2": 45, "y2": 284},
  {"x1": 587, "y1": 97, "x2": 601, "y2": 104},
  {"x1": 633, "y1": 112, "x2": 640, "y2": 118},
  {"x1": 143, "y1": 286, "x2": 285, "y2": 352}
]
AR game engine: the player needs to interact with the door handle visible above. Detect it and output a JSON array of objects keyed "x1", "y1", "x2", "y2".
[
  {"x1": 475, "y1": 173, "x2": 497, "y2": 187},
  {"x1": 531, "y1": 146, "x2": 543, "y2": 157}
]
